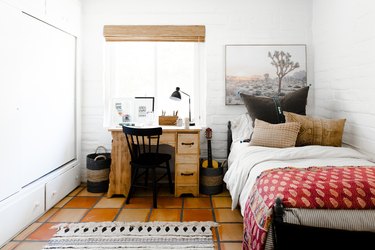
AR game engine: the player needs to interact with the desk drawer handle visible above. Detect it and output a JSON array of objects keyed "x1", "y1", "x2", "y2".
[
  {"x1": 181, "y1": 172, "x2": 194, "y2": 176},
  {"x1": 181, "y1": 142, "x2": 194, "y2": 146}
]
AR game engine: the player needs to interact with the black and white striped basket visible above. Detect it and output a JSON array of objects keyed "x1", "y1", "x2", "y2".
[{"x1": 86, "y1": 146, "x2": 111, "y2": 193}]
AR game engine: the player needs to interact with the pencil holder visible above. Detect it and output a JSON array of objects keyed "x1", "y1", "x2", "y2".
[{"x1": 158, "y1": 116, "x2": 178, "y2": 125}]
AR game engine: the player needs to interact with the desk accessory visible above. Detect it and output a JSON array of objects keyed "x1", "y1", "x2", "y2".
[
  {"x1": 177, "y1": 118, "x2": 183, "y2": 126},
  {"x1": 119, "y1": 122, "x2": 135, "y2": 126},
  {"x1": 158, "y1": 115, "x2": 178, "y2": 125},
  {"x1": 170, "y1": 87, "x2": 195, "y2": 126}
]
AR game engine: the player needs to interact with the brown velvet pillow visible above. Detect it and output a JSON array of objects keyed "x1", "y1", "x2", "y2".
[
  {"x1": 250, "y1": 119, "x2": 301, "y2": 148},
  {"x1": 240, "y1": 86, "x2": 309, "y2": 126},
  {"x1": 284, "y1": 111, "x2": 346, "y2": 147}
]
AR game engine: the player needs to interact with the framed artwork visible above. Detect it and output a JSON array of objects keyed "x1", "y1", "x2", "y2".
[
  {"x1": 134, "y1": 97, "x2": 155, "y2": 123},
  {"x1": 111, "y1": 97, "x2": 134, "y2": 126},
  {"x1": 225, "y1": 44, "x2": 307, "y2": 105},
  {"x1": 110, "y1": 97, "x2": 154, "y2": 126}
]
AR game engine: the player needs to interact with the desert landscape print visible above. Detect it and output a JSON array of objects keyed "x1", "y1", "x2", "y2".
[{"x1": 225, "y1": 44, "x2": 307, "y2": 104}]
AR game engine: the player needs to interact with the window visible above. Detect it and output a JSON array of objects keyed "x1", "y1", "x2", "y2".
[{"x1": 103, "y1": 25, "x2": 205, "y2": 127}]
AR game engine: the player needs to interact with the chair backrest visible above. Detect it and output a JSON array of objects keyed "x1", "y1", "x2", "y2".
[{"x1": 122, "y1": 126, "x2": 163, "y2": 160}]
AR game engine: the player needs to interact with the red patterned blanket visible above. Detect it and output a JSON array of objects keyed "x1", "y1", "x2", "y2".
[{"x1": 243, "y1": 166, "x2": 375, "y2": 250}]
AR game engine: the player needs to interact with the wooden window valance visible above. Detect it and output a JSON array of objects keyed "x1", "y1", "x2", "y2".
[{"x1": 103, "y1": 25, "x2": 205, "y2": 42}]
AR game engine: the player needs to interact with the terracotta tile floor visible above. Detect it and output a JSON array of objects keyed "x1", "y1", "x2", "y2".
[{"x1": 1, "y1": 185, "x2": 243, "y2": 250}]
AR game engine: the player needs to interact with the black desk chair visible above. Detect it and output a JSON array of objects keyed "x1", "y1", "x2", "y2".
[{"x1": 122, "y1": 126, "x2": 173, "y2": 208}]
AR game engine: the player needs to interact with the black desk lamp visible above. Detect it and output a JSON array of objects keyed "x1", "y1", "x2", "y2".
[{"x1": 170, "y1": 87, "x2": 195, "y2": 126}]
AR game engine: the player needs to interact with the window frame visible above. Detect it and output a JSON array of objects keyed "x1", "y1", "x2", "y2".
[{"x1": 103, "y1": 25, "x2": 206, "y2": 127}]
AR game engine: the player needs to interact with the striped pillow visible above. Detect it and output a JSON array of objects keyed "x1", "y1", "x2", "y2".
[
  {"x1": 284, "y1": 111, "x2": 346, "y2": 147},
  {"x1": 250, "y1": 119, "x2": 301, "y2": 148}
]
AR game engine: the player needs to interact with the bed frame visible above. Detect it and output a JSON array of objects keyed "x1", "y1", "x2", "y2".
[
  {"x1": 272, "y1": 198, "x2": 375, "y2": 249},
  {"x1": 227, "y1": 121, "x2": 232, "y2": 157},
  {"x1": 227, "y1": 121, "x2": 375, "y2": 249}
]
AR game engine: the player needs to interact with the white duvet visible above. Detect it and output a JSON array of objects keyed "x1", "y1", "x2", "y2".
[{"x1": 223, "y1": 143, "x2": 375, "y2": 215}]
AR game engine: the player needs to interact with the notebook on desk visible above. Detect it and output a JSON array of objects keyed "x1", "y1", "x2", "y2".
[{"x1": 119, "y1": 122, "x2": 136, "y2": 127}]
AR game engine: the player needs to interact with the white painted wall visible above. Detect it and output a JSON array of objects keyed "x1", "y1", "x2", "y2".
[
  {"x1": 80, "y1": 0, "x2": 313, "y2": 176},
  {"x1": 312, "y1": 0, "x2": 375, "y2": 158}
]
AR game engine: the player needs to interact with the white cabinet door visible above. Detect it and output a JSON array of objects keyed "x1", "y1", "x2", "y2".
[
  {"x1": 15, "y1": 13, "x2": 77, "y2": 188},
  {"x1": 0, "y1": 7, "x2": 77, "y2": 200},
  {"x1": 0, "y1": 1, "x2": 25, "y2": 201}
]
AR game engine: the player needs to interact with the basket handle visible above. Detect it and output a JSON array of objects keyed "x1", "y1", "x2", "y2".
[
  {"x1": 94, "y1": 155, "x2": 107, "y2": 161},
  {"x1": 95, "y1": 146, "x2": 107, "y2": 154}
]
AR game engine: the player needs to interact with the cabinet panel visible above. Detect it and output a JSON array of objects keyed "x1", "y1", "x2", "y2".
[
  {"x1": 14, "y1": 13, "x2": 76, "y2": 190},
  {"x1": 45, "y1": 164, "x2": 80, "y2": 210},
  {"x1": 177, "y1": 133, "x2": 199, "y2": 154},
  {"x1": 0, "y1": 185, "x2": 44, "y2": 247},
  {"x1": 160, "y1": 133, "x2": 176, "y2": 144},
  {"x1": 176, "y1": 185, "x2": 198, "y2": 197},
  {"x1": 0, "y1": 0, "x2": 24, "y2": 202},
  {"x1": 176, "y1": 164, "x2": 198, "y2": 185},
  {"x1": 176, "y1": 154, "x2": 199, "y2": 164}
]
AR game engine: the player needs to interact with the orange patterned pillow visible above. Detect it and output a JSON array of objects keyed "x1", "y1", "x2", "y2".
[
  {"x1": 250, "y1": 119, "x2": 301, "y2": 148},
  {"x1": 284, "y1": 112, "x2": 346, "y2": 147}
]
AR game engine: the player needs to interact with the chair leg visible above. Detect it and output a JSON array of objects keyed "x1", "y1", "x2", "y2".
[
  {"x1": 152, "y1": 167, "x2": 157, "y2": 208},
  {"x1": 166, "y1": 161, "x2": 173, "y2": 194},
  {"x1": 126, "y1": 165, "x2": 139, "y2": 204},
  {"x1": 145, "y1": 168, "x2": 149, "y2": 186}
]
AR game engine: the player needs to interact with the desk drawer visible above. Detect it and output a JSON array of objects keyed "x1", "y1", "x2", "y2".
[
  {"x1": 176, "y1": 155, "x2": 198, "y2": 164},
  {"x1": 177, "y1": 133, "x2": 199, "y2": 154},
  {"x1": 176, "y1": 164, "x2": 198, "y2": 185},
  {"x1": 160, "y1": 133, "x2": 175, "y2": 144}
]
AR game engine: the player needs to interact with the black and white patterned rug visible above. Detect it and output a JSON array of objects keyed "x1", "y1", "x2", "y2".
[{"x1": 43, "y1": 221, "x2": 218, "y2": 249}]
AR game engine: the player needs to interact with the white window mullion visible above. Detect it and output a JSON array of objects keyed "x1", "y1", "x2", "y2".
[
  {"x1": 193, "y1": 43, "x2": 199, "y2": 125},
  {"x1": 154, "y1": 43, "x2": 158, "y2": 116},
  {"x1": 197, "y1": 43, "x2": 206, "y2": 126}
]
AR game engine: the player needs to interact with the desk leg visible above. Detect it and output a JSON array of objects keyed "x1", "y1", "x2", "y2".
[{"x1": 107, "y1": 131, "x2": 131, "y2": 198}]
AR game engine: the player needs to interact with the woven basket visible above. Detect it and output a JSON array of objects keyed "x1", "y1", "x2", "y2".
[
  {"x1": 87, "y1": 146, "x2": 111, "y2": 193},
  {"x1": 199, "y1": 162, "x2": 223, "y2": 195}
]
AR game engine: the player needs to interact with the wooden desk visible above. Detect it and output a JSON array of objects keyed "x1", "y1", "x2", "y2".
[{"x1": 107, "y1": 126, "x2": 201, "y2": 198}]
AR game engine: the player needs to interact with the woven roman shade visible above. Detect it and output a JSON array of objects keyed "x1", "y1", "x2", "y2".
[{"x1": 103, "y1": 25, "x2": 205, "y2": 42}]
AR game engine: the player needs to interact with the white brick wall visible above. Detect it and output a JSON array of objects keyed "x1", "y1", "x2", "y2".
[
  {"x1": 312, "y1": 0, "x2": 375, "y2": 159},
  {"x1": 80, "y1": 0, "x2": 313, "y2": 180}
]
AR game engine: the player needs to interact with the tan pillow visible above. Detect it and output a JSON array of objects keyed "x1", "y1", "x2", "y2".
[
  {"x1": 250, "y1": 119, "x2": 301, "y2": 148},
  {"x1": 284, "y1": 111, "x2": 346, "y2": 147}
]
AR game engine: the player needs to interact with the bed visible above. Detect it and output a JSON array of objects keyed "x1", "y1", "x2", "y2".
[{"x1": 224, "y1": 115, "x2": 375, "y2": 250}]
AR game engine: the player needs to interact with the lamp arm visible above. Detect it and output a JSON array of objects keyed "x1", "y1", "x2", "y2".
[
  {"x1": 188, "y1": 96, "x2": 191, "y2": 122},
  {"x1": 180, "y1": 90, "x2": 190, "y2": 97},
  {"x1": 178, "y1": 89, "x2": 192, "y2": 123}
]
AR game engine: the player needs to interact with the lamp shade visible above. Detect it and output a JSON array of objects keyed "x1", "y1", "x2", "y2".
[{"x1": 170, "y1": 87, "x2": 181, "y2": 100}]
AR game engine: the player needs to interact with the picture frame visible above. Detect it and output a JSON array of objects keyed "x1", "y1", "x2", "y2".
[
  {"x1": 110, "y1": 97, "x2": 155, "y2": 126},
  {"x1": 225, "y1": 44, "x2": 307, "y2": 105},
  {"x1": 111, "y1": 97, "x2": 134, "y2": 126},
  {"x1": 134, "y1": 97, "x2": 155, "y2": 123}
]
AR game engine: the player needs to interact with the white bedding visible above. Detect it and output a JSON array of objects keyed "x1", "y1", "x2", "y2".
[{"x1": 223, "y1": 143, "x2": 375, "y2": 215}]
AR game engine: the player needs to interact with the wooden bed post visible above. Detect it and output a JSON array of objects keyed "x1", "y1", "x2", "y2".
[
  {"x1": 273, "y1": 197, "x2": 285, "y2": 223},
  {"x1": 227, "y1": 121, "x2": 232, "y2": 158}
]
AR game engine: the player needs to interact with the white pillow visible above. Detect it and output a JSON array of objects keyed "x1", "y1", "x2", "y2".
[{"x1": 230, "y1": 113, "x2": 253, "y2": 143}]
